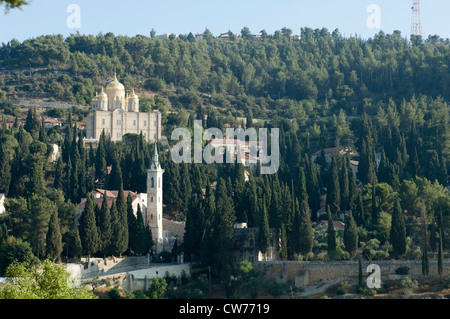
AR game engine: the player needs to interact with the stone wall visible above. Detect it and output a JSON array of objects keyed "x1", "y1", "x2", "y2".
[
  {"x1": 65, "y1": 256, "x2": 191, "y2": 292},
  {"x1": 8, "y1": 99, "x2": 85, "y2": 110},
  {"x1": 255, "y1": 259, "x2": 450, "y2": 286}
]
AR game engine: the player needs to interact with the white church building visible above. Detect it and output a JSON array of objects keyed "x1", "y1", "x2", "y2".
[{"x1": 85, "y1": 73, "x2": 162, "y2": 142}]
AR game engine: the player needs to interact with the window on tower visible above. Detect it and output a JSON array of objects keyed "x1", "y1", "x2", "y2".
[{"x1": 151, "y1": 177, "x2": 154, "y2": 188}]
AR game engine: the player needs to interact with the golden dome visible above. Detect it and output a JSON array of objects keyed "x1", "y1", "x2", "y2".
[
  {"x1": 99, "y1": 88, "x2": 108, "y2": 98},
  {"x1": 129, "y1": 88, "x2": 138, "y2": 99},
  {"x1": 106, "y1": 73, "x2": 125, "y2": 92}
]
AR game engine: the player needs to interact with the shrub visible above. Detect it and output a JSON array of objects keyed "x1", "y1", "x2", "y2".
[
  {"x1": 399, "y1": 277, "x2": 419, "y2": 298},
  {"x1": 395, "y1": 267, "x2": 410, "y2": 275},
  {"x1": 108, "y1": 287, "x2": 121, "y2": 299}
]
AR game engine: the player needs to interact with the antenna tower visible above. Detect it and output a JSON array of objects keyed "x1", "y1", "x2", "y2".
[{"x1": 411, "y1": 0, "x2": 423, "y2": 36}]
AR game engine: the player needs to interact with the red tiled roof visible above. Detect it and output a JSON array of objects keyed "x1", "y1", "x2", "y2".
[{"x1": 314, "y1": 220, "x2": 345, "y2": 229}]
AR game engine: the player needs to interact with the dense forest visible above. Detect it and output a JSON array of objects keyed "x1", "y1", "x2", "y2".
[{"x1": 0, "y1": 28, "x2": 449, "y2": 279}]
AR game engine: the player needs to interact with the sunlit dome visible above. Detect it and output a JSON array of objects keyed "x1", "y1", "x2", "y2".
[{"x1": 106, "y1": 73, "x2": 125, "y2": 92}]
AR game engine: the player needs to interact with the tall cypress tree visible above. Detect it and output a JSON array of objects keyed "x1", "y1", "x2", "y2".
[
  {"x1": 45, "y1": 210, "x2": 63, "y2": 262},
  {"x1": 184, "y1": 193, "x2": 205, "y2": 258},
  {"x1": 344, "y1": 211, "x2": 358, "y2": 259},
  {"x1": 210, "y1": 178, "x2": 235, "y2": 276},
  {"x1": 297, "y1": 174, "x2": 314, "y2": 259},
  {"x1": 126, "y1": 192, "x2": 137, "y2": 253},
  {"x1": 258, "y1": 199, "x2": 270, "y2": 256},
  {"x1": 340, "y1": 156, "x2": 350, "y2": 212},
  {"x1": 95, "y1": 130, "x2": 107, "y2": 183},
  {"x1": 280, "y1": 223, "x2": 288, "y2": 260},
  {"x1": 79, "y1": 195, "x2": 99, "y2": 258},
  {"x1": 390, "y1": 197, "x2": 407, "y2": 257},
  {"x1": 98, "y1": 194, "x2": 112, "y2": 256},
  {"x1": 353, "y1": 192, "x2": 366, "y2": 227},
  {"x1": 327, "y1": 206, "x2": 337, "y2": 259},
  {"x1": 113, "y1": 186, "x2": 129, "y2": 257},
  {"x1": 327, "y1": 153, "x2": 340, "y2": 216},
  {"x1": 134, "y1": 204, "x2": 147, "y2": 255}
]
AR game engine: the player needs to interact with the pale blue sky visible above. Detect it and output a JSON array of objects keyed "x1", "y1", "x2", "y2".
[{"x1": 0, "y1": 0, "x2": 449, "y2": 44}]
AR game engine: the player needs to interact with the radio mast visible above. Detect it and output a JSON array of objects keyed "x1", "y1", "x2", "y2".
[{"x1": 411, "y1": 0, "x2": 423, "y2": 36}]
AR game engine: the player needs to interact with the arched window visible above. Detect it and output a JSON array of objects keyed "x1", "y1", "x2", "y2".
[
  {"x1": 151, "y1": 177, "x2": 154, "y2": 188},
  {"x1": 158, "y1": 178, "x2": 161, "y2": 188}
]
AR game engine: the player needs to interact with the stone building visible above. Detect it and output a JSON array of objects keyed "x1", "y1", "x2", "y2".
[
  {"x1": 85, "y1": 73, "x2": 162, "y2": 142},
  {"x1": 232, "y1": 223, "x2": 281, "y2": 264}
]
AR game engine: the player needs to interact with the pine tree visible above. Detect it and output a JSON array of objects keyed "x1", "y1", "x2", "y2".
[
  {"x1": 327, "y1": 206, "x2": 337, "y2": 259},
  {"x1": 344, "y1": 211, "x2": 358, "y2": 259},
  {"x1": 45, "y1": 210, "x2": 63, "y2": 262},
  {"x1": 390, "y1": 197, "x2": 406, "y2": 257},
  {"x1": 79, "y1": 195, "x2": 99, "y2": 258}
]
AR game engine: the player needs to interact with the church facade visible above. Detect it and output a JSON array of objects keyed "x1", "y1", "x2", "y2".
[{"x1": 85, "y1": 74, "x2": 162, "y2": 142}]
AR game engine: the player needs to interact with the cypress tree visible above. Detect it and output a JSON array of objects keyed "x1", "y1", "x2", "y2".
[
  {"x1": 327, "y1": 206, "x2": 337, "y2": 259},
  {"x1": 258, "y1": 200, "x2": 270, "y2": 256},
  {"x1": 438, "y1": 226, "x2": 444, "y2": 277},
  {"x1": 113, "y1": 186, "x2": 129, "y2": 257},
  {"x1": 126, "y1": 192, "x2": 137, "y2": 253},
  {"x1": 298, "y1": 177, "x2": 314, "y2": 259},
  {"x1": 371, "y1": 183, "x2": 379, "y2": 225},
  {"x1": 280, "y1": 223, "x2": 288, "y2": 260},
  {"x1": 53, "y1": 157, "x2": 64, "y2": 190},
  {"x1": 347, "y1": 156, "x2": 358, "y2": 210},
  {"x1": 134, "y1": 204, "x2": 147, "y2": 255},
  {"x1": 79, "y1": 195, "x2": 99, "y2": 258},
  {"x1": 340, "y1": 156, "x2": 350, "y2": 212},
  {"x1": 0, "y1": 141, "x2": 11, "y2": 195},
  {"x1": 210, "y1": 178, "x2": 235, "y2": 276},
  {"x1": 327, "y1": 153, "x2": 340, "y2": 216},
  {"x1": 390, "y1": 198, "x2": 407, "y2": 257},
  {"x1": 344, "y1": 211, "x2": 358, "y2": 259},
  {"x1": 108, "y1": 156, "x2": 123, "y2": 191},
  {"x1": 95, "y1": 130, "x2": 107, "y2": 183},
  {"x1": 45, "y1": 210, "x2": 63, "y2": 262},
  {"x1": 98, "y1": 195, "x2": 112, "y2": 256},
  {"x1": 353, "y1": 192, "x2": 366, "y2": 227},
  {"x1": 305, "y1": 156, "x2": 321, "y2": 221},
  {"x1": 184, "y1": 193, "x2": 205, "y2": 258}
]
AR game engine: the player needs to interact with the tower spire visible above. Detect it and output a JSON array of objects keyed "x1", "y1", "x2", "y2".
[{"x1": 151, "y1": 143, "x2": 161, "y2": 170}]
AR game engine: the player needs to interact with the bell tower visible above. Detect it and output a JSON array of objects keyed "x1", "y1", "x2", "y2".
[{"x1": 147, "y1": 143, "x2": 164, "y2": 253}]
